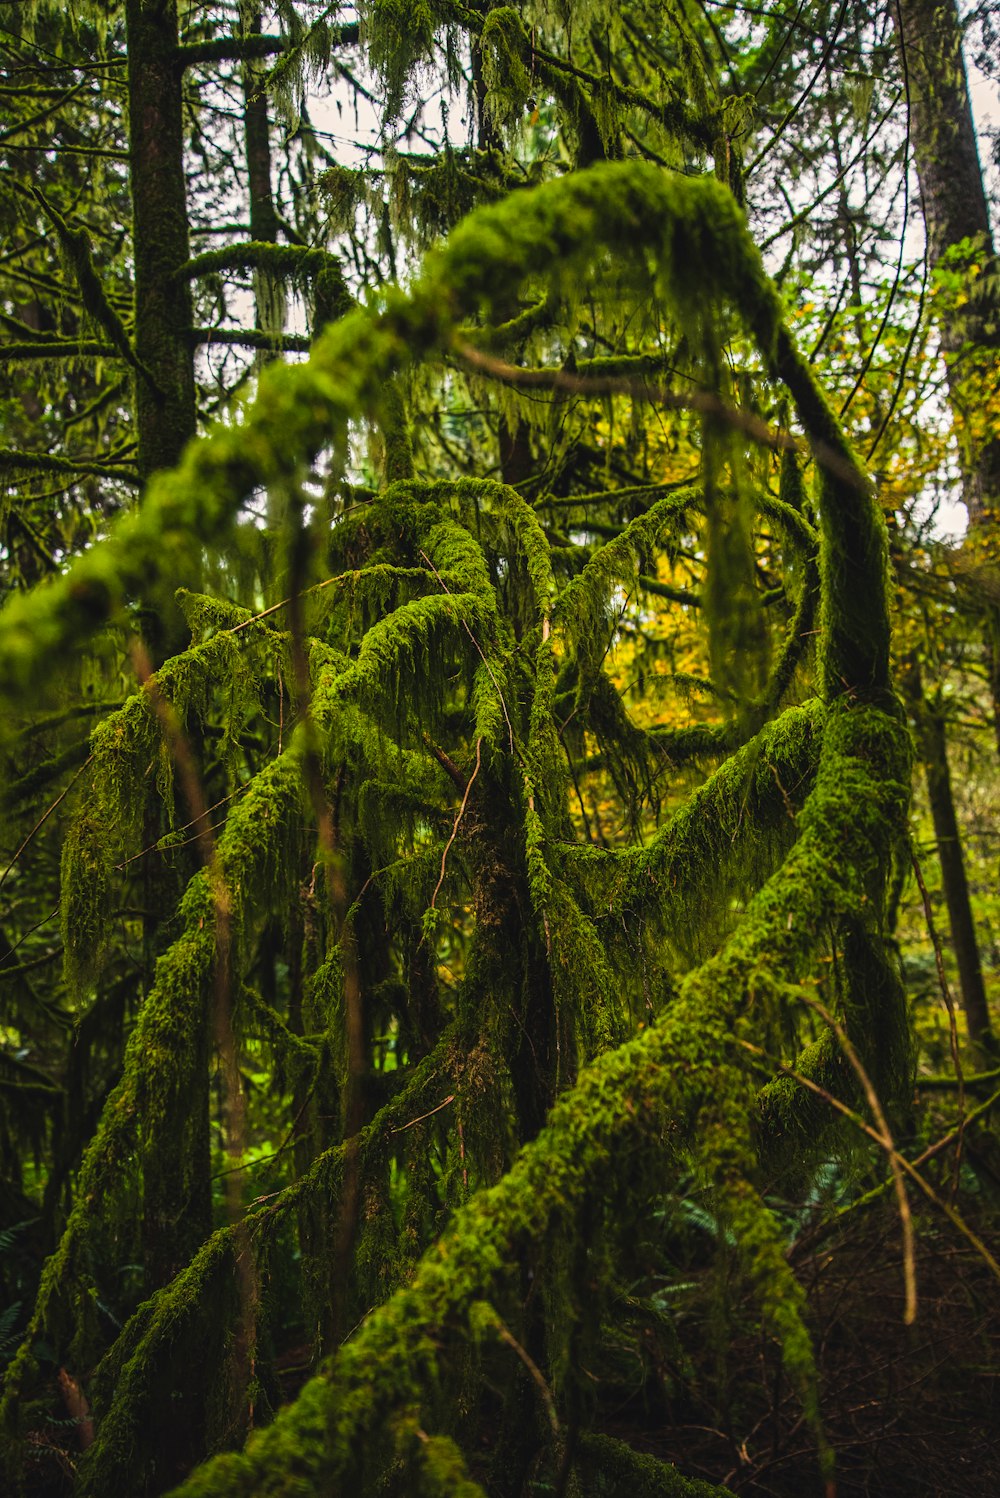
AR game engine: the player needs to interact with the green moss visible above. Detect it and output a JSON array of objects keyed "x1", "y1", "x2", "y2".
[
  {"x1": 1, "y1": 155, "x2": 910, "y2": 1497},
  {"x1": 0, "y1": 162, "x2": 888, "y2": 718},
  {"x1": 76, "y1": 1034, "x2": 458, "y2": 1496},
  {"x1": 60, "y1": 801, "x2": 113, "y2": 988},
  {"x1": 578, "y1": 1432, "x2": 733, "y2": 1496},
  {"x1": 160, "y1": 680, "x2": 909, "y2": 1497}
]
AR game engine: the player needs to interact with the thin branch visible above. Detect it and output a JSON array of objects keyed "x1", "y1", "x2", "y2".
[
  {"x1": 389, "y1": 1094, "x2": 456, "y2": 1134},
  {"x1": 0, "y1": 903, "x2": 61, "y2": 969},
  {"x1": 455, "y1": 343, "x2": 869, "y2": 493},
  {"x1": 0, "y1": 755, "x2": 94, "y2": 896},
  {"x1": 192, "y1": 327, "x2": 312, "y2": 353},
  {"x1": 429, "y1": 738, "x2": 482, "y2": 912},
  {"x1": 494, "y1": 1319, "x2": 561, "y2": 1441},
  {"x1": 796, "y1": 992, "x2": 917, "y2": 1324},
  {"x1": 0, "y1": 448, "x2": 139, "y2": 484}
]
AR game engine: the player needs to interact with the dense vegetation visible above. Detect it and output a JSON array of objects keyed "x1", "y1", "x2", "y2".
[{"x1": 1, "y1": 2, "x2": 998, "y2": 1494}]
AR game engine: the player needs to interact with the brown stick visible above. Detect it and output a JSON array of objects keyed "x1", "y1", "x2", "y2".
[
  {"x1": 456, "y1": 342, "x2": 870, "y2": 492},
  {"x1": 429, "y1": 738, "x2": 482, "y2": 913}
]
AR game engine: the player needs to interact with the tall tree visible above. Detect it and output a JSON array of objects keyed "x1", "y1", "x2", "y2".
[{"x1": 898, "y1": 0, "x2": 999, "y2": 527}]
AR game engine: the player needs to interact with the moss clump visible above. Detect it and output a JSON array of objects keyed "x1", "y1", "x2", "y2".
[{"x1": 60, "y1": 802, "x2": 114, "y2": 989}]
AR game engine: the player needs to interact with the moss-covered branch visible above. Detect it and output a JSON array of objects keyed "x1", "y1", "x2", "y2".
[
  {"x1": 578, "y1": 1434, "x2": 734, "y2": 1498},
  {"x1": 176, "y1": 34, "x2": 294, "y2": 68},
  {"x1": 0, "y1": 339, "x2": 117, "y2": 360},
  {"x1": 29, "y1": 190, "x2": 150, "y2": 381},
  {"x1": 163, "y1": 700, "x2": 909, "y2": 1497},
  {"x1": 192, "y1": 326, "x2": 312, "y2": 352},
  {"x1": 570, "y1": 700, "x2": 824, "y2": 949},
  {"x1": 0, "y1": 162, "x2": 885, "y2": 710},
  {"x1": 0, "y1": 448, "x2": 140, "y2": 484}
]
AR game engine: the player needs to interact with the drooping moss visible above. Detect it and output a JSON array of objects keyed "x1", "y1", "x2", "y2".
[
  {"x1": 1, "y1": 152, "x2": 913, "y2": 1498},
  {"x1": 60, "y1": 800, "x2": 113, "y2": 989},
  {"x1": 157, "y1": 682, "x2": 909, "y2": 1498},
  {"x1": 0, "y1": 162, "x2": 887, "y2": 716}
]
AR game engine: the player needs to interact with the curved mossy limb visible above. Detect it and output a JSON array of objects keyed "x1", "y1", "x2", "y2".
[
  {"x1": 0, "y1": 155, "x2": 907, "y2": 1497},
  {"x1": 0, "y1": 161, "x2": 888, "y2": 715},
  {"x1": 554, "y1": 487, "x2": 701, "y2": 662},
  {"x1": 161, "y1": 699, "x2": 909, "y2": 1498},
  {"x1": 563, "y1": 699, "x2": 824, "y2": 963},
  {"x1": 577, "y1": 1432, "x2": 734, "y2": 1496}
]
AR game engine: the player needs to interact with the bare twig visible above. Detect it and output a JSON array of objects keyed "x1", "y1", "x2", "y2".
[
  {"x1": 429, "y1": 738, "x2": 482, "y2": 912},
  {"x1": 455, "y1": 342, "x2": 869, "y2": 493},
  {"x1": 0, "y1": 902, "x2": 61, "y2": 969},
  {"x1": 0, "y1": 753, "x2": 94, "y2": 896},
  {"x1": 494, "y1": 1318, "x2": 560, "y2": 1440},
  {"x1": 796, "y1": 993, "x2": 917, "y2": 1324},
  {"x1": 389, "y1": 1094, "x2": 455, "y2": 1134},
  {"x1": 115, "y1": 780, "x2": 253, "y2": 870}
]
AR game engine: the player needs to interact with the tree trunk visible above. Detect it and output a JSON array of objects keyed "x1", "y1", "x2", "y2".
[
  {"x1": 897, "y1": 0, "x2": 1000, "y2": 750},
  {"x1": 127, "y1": 3, "x2": 210, "y2": 1297},
  {"x1": 126, "y1": 0, "x2": 197, "y2": 484},
  {"x1": 905, "y1": 660, "x2": 994, "y2": 1048},
  {"x1": 242, "y1": 5, "x2": 286, "y2": 345},
  {"x1": 897, "y1": 0, "x2": 999, "y2": 459}
]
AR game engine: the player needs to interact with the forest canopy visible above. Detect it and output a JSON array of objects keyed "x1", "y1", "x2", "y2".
[{"x1": 1, "y1": 2, "x2": 999, "y2": 1495}]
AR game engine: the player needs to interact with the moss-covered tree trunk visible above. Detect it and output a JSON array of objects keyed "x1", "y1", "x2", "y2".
[
  {"x1": 126, "y1": 0, "x2": 197, "y2": 486},
  {"x1": 241, "y1": 4, "x2": 285, "y2": 346}
]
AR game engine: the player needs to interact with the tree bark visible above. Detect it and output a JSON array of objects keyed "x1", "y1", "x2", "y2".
[
  {"x1": 905, "y1": 660, "x2": 994, "y2": 1049},
  {"x1": 898, "y1": 0, "x2": 1000, "y2": 519},
  {"x1": 241, "y1": 5, "x2": 286, "y2": 346},
  {"x1": 126, "y1": 0, "x2": 197, "y2": 484},
  {"x1": 897, "y1": 0, "x2": 1000, "y2": 745}
]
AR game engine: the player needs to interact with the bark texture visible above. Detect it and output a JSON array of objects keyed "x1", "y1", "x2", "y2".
[
  {"x1": 910, "y1": 671, "x2": 994, "y2": 1047},
  {"x1": 898, "y1": 0, "x2": 1000, "y2": 524},
  {"x1": 127, "y1": 0, "x2": 197, "y2": 483}
]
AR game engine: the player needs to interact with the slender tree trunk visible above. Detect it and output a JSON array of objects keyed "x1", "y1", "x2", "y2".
[
  {"x1": 898, "y1": 0, "x2": 995, "y2": 268},
  {"x1": 905, "y1": 659, "x2": 994, "y2": 1048},
  {"x1": 242, "y1": 14, "x2": 279, "y2": 248},
  {"x1": 897, "y1": 0, "x2": 1000, "y2": 749},
  {"x1": 126, "y1": 0, "x2": 197, "y2": 484},
  {"x1": 127, "y1": 4, "x2": 210, "y2": 1300},
  {"x1": 896, "y1": 0, "x2": 999, "y2": 504},
  {"x1": 241, "y1": 4, "x2": 286, "y2": 347}
]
